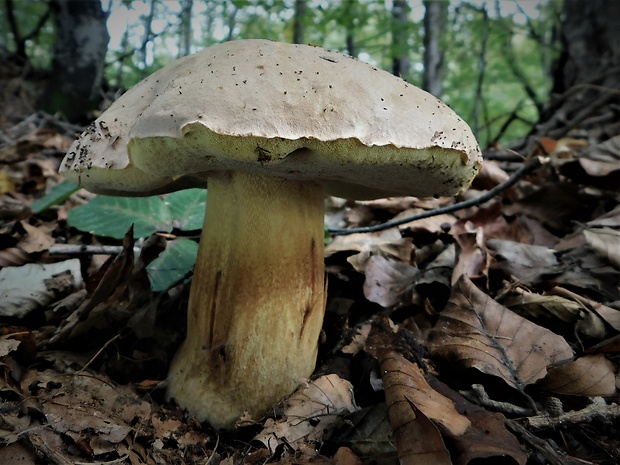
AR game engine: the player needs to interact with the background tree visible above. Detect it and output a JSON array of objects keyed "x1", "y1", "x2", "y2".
[
  {"x1": 38, "y1": 0, "x2": 109, "y2": 123},
  {"x1": 422, "y1": 0, "x2": 448, "y2": 97},
  {"x1": 178, "y1": 0, "x2": 193, "y2": 57},
  {"x1": 1, "y1": 0, "x2": 571, "y2": 146},
  {"x1": 533, "y1": 0, "x2": 620, "y2": 141},
  {"x1": 390, "y1": 0, "x2": 410, "y2": 78},
  {"x1": 292, "y1": 0, "x2": 305, "y2": 44},
  {"x1": 3, "y1": 0, "x2": 51, "y2": 62}
]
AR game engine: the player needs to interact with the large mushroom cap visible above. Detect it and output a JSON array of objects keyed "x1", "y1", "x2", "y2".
[{"x1": 60, "y1": 39, "x2": 481, "y2": 199}]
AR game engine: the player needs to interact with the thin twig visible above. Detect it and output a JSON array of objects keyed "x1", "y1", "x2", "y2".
[
  {"x1": 77, "y1": 334, "x2": 121, "y2": 375},
  {"x1": 506, "y1": 420, "x2": 584, "y2": 465},
  {"x1": 524, "y1": 398, "x2": 620, "y2": 431},
  {"x1": 48, "y1": 244, "x2": 141, "y2": 255},
  {"x1": 459, "y1": 383, "x2": 532, "y2": 416},
  {"x1": 328, "y1": 156, "x2": 546, "y2": 236}
]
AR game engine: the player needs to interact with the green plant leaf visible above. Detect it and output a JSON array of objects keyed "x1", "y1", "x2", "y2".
[
  {"x1": 147, "y1": 238, "x2": 198, "y2": 291},
  {"x1": 32, "y1": 181, "x2": 80, "y2": 213},
  {"x1": 68, "y1": 195, "x2": 173, "y2": 239},
  {"x1": 165, "y1": 188, "x2": 206, "y2": 231}
]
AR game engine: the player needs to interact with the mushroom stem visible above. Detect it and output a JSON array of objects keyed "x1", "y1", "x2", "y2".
[{"x1": 167, "y1": 170, "x2": 326, "y2": 429}]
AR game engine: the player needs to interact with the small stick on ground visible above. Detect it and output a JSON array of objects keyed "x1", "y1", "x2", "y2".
[{"x1": 328, "y1": 156, "x2": 546, "y2": 235}]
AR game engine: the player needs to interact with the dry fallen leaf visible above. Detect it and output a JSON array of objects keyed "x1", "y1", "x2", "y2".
[
  {"x1": 255, "y1": 374, "x2": 359, "y2": 452},
  {"x1": 362, "y1": 254, "x2": 418, "y2": 307},
  {"x1": 379, "y1": 351, "x2": 459, "y2": 465},
  {"x1": 429, "y1": 379, "x2": 528, "y2": 465},
  {"x1": 0, "y1": 259, "x2": 83, "y2": 318},
  {"x1": 536, "y1": 354, "x2": 617, "y2": 397},
  {"x1": 453, "y1": 230, "x2": 488, "y2": 284},
  {"x1": 583, "y1": 227, "x2": 620, "y2": 269},
  {"x1": 487, "y1": 239, "x2": 562, "y2": 284},
  {"x1": 368, "y1": 318, "x2": 527, "y2": 465},
  {"x1": 428, "y1": 276, "x2": 574, "y2": 394}
]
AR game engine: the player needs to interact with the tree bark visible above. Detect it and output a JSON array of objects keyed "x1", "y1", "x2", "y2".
[
  {"x1": 39, "y1": 0, "x2": 109, "y2": 123},
  {"x1": 534, "y1": 0, "x2": 620, "y2": 139},
  {"x1": 341, "y1": 2, "x2": 357, "y2": 58},
  {"x1": 391, "y1": 0, "x2": 410, "y2": 78},
  {"x1": 178, "y1": 0, "x2": 193, "y2": 57},
  {"x1": 422, "y1": 0, "x2": 448, "y2": 97},
  {"x1": 293, "y1": 0, "x2": 306, "y2": 44}
]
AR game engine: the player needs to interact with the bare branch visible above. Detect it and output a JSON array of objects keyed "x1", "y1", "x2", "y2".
[{"x1": 328, "y1": 156, "x2": 545, "y2": 236}]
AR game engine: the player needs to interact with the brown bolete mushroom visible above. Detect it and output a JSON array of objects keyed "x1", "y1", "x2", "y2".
[{"x1": 60, "y1": 39, "x2": 482, "y2": 429}]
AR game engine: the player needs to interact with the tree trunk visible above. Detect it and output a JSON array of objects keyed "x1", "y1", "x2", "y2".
[
  {"x1": 391, "y1": 0, "x2": 410, "y2": 78},
  {"x1": 39, "y1": 0, "x2": 109, "y2": 123},
  {"x1": 535, "y1": 0, "x2": 620, "y2": 139},
  {"x1": 178, "y1": 0, "x2": 193, "y2": 57},
  {"x1": 138, "y1": 0, "x2": 156, "y2": 69},
  {"x1": 341, "y1": 2, "x2": 357, "y2": 58},
  {"x1": 422, "y1": 0, "x2": 447, "y2": 97},
  {"x1": 293, "y1": 0, "x2": 306, "y2": 44}
]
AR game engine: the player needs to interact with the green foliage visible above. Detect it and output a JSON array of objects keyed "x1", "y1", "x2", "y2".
[
  {"x1": 3, "y1": 0, "x2": 563, "y2": 146},
  {"x1": 147, "y1": 238, "x2": 199, "y2": 291},
  {"x1": 165, "y1": 189, "x2": 207, "y2": 231},
  {"x1": 66, "y1": 189, "x2": 206, "y2": 292},
  {"x1": 442, "y1": 1, "x2": 561, "y2": 146},
  {"x1": 100, "y1": 0, "x2": 561, "y2": 147},
  {"x1": 31, "y1": 181, "x2": 79, "y2": 214},
  {"x1": 67, "y1": 189, "x2": 206, "y2": 239},
  {"x1": 0, "y1": 0, "x2": 55, "y2": 68}
]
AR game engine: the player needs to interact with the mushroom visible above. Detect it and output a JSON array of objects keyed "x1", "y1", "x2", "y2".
[{"x1": 60, "y1": 39, "x2": 482, "y2": 429}]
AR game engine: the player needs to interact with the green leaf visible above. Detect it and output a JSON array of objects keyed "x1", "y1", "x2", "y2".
[
  {"x1": 147, "y1": 238, "x2": 198, "y2": 291},
  {"x1": 32, "y1": 181, "x2": 80, "y2": 213},
  {"x1": 68, "y1": 195, "x2": 173, "y2": 239},
  {"x1": 165, "y1": 188, "x2": 206, "y2": 231}
]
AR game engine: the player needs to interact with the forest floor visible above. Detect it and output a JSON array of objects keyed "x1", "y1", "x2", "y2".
[{"x1": 1, "y1": 72, "x2": 619, "y2": 465}]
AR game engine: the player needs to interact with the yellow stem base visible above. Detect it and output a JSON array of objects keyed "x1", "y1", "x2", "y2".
[{"x1": 167, "y1": 171, "x2": 326, "y2": 429}]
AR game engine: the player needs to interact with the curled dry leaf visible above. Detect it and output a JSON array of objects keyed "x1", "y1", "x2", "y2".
[
  {"x1": 362, "y1": 254, "x2": 418, "y2": 307},
  {"x1": 379, "y1": 350, "x2": 462, "y2": 465},
  {"x1": 255, "y1": 374, "x2": 359, "y2": 452},
  {"x1": 504, "y1": 288, "x2": 583, "y2": 325},
  {"x1": 396, "y1": 398, "x2": 453, "y2": 465},
  {"x1": 487, "y1": 239, "x2": 562, "y2": 284},
  {"x1": 583, "y1": 227, "x2": 620, "y2": 270},
  {"x1": 428, "y1": 276, "x2": 574, "y2": 393},
  {"x1": 0, "y1": 259, "x2": 83, "y2": 318},
  {"x1": 537, "y1": 354, "x2": 617, "y2": 397},
  {"x1": 429, "y1": 378, "x2": 528, "y2": 465},
  {"x1": 453, "y1": 230, "x2": 488, "y2": 284},
  {"x1": 376, "y1": 347, "x2": 526, "y2": 465},
  {"x1": 381, "y1": 351, "x2": 471, "y2": 436}
]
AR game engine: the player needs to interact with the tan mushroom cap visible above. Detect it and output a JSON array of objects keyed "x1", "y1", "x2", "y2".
[{"x1": 60, "y1": 39, "x2": 482, "y2": 199}]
